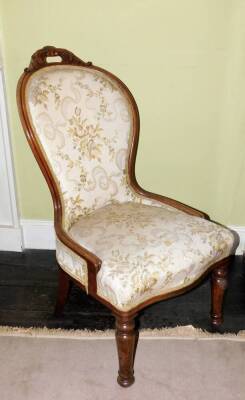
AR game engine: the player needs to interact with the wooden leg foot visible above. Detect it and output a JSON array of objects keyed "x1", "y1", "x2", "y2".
[
  {"x1": 115, "y1": 315, "x2": 138, "y2": 387},
  {"x1": 54, "y1": 268, "x2": 71, "y2": 317},
  {"x1": 210, "y1": 260, "x2": 229, "y2": 327}
]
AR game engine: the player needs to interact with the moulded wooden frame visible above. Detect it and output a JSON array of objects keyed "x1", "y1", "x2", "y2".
[{"x1": 17, "y1": 46, "x2": 239, "y2": 387}]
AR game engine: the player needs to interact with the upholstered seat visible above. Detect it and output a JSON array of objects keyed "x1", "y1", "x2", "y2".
[
  {"x1": 57, "y1": 201, "x2": 234, "y2": 311},
  {"x1": 17, "y1": 46, "x2": 239, "y2": 387}
]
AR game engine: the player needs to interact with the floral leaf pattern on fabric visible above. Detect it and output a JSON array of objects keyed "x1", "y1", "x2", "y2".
[
  {"x1": 25, "y1": 65, "x2": 235, "y2": 311},
  {"x1": 67, "y1": 202, "x2": 234, "y2": 311},
  {"x1": 26, "y1": 66, "x2": 140, "y2": 230}
]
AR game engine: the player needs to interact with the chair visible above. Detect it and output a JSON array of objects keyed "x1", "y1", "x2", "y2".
[{"x1": 17, "y1": 46, "x2": 239, "y2": 387}]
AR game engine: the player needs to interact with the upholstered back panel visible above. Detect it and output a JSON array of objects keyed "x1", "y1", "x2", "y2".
[{"x1": 25, "y1": 65, "x2": 136, "y2": 229}]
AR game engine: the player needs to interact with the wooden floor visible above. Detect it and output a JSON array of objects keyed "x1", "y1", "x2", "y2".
[{"x1": 0, "y1": 250, "x2": 244, "y2": 332}]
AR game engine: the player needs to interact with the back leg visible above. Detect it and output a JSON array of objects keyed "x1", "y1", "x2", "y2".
[
  {"x1": 54, "y1": 267, "x2": 71, "y2": 317},
  {"x1": 210, "y1": 258, "x2": 231, "y2": 327}
]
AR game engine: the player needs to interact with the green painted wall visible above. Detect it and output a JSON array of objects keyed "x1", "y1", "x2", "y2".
[{"x1": 0, "y1": 0, "x2": 244, "y2": 224}]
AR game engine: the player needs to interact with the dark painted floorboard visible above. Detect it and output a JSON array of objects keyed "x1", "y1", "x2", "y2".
[{"x1": 0, "y1": 250, "x2": 244, "y2": 332}]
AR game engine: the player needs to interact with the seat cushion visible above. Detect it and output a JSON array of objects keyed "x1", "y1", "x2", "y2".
[{"x1": 56, "y1": 202, "x2": 235, "y2": 311}]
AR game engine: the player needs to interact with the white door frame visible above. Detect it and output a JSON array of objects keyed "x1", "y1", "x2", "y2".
[{"x1": 0, "y1": 66, "x2": 22, "y2": 251}]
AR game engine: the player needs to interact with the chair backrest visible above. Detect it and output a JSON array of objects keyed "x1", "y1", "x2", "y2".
[{"x1": 17, "y1": 47, "x2": 140, "y2": 230}]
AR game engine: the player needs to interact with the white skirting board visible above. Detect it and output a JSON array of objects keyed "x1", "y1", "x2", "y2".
[
  {"x1": 17, "y1": 220, "x2": 245, "y2": 255},
  {"x1": 229, "y1": 225, "x2": 245, "y2": 256},
  {"x1": 20, "y1": 219, "x2": 55, "y2": 250},
  {"x1": 0, "y1": 226, "x2": 22, "y2": 251}
]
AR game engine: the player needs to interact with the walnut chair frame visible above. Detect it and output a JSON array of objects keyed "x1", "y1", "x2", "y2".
[{"x1": 17, "y1": 46, "x2": 239, "y2": 387}]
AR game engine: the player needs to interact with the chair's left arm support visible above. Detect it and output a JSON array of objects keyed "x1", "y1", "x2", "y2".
[{"x1": 56, "y1": 225, "x2": 102, "y2": 296}]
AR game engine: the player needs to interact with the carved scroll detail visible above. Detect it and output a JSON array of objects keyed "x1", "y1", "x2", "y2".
[{"x1": 25, "y1": 46, "x2": 92, "y2": 72}]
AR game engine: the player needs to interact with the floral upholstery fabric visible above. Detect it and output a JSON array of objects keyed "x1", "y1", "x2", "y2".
[
  {"x1": 25, "y1": 65, "x2": 235, "y2": 311},
  {"x1": 26, "y1": 65, "x2": 139, "y2": 230},
  {"x1": 56, "y1": 238, "x2": 88, "y2": 288},
  {"x1": 58, "y1": 202, "x2": 234, "y2": 311}
]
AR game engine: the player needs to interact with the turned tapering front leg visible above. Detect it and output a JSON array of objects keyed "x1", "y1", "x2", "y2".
[
  {"x1": 115, "y1": 314, "x2": 138, "y2": 387},
  {"x1": 211, "y1": 261, "x2": 229, "y2": 327}
]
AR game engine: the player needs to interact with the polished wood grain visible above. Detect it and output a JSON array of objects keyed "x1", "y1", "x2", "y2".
[
  {"x1": 16, "y1": 46, "x2": 240, "y2": 386},
  {"x1": 211, "y1": 258, "x2": 230, "y2": 327},
  {"x1": 115, "y1": 314, "x2": 138, "y2": 387}
]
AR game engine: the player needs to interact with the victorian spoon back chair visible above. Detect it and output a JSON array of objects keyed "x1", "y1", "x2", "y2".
[{"x1": 17, "y1": 46, "x2": 239, "y2": 387}]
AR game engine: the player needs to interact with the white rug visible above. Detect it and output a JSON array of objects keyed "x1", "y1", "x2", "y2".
[{"x1": 0, "y1": 326, "x2": 244, "y2": 400}]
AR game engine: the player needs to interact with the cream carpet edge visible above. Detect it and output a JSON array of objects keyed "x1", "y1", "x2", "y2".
[{"x1": 0, "y1": 325, "x2": 245, "y2": 340}]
